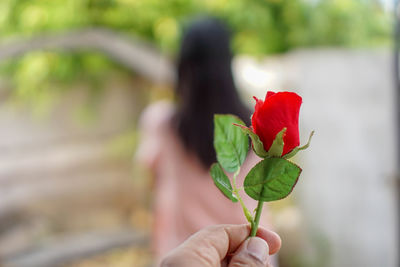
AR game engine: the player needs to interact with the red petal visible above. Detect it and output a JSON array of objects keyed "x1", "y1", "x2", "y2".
[
  {"x1": 266, "y1": 91, "x2": 276, "y2": 99},
  {"x1": 251, "y1": 91, "x2": 302, "y2": 156},
  {"x1": 253, "y1": 96, "x2": 264, "y2": 111}
]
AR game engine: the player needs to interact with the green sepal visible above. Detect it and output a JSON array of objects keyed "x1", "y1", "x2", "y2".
[
  {"x1": 233, "y1": 124, "x2": 268, "y2": 158},
  {"x1": 214, "y1": 114, "x2": 249, "y2": 172},
  {"x1": 283, "y1": 131, "x2": 315, "y2": 159},
  {"x1": 233, "y1": 125, "x2": 287, "y2": 158},
  {"x1": 243, "y1": 157, "x2": 302, "y2": 202},
  {"x1": 267, "y1": 128, "x2": 287, "y2": 157},
  {"x1": 210, "y1": 163, "x2": 238, "y2": 202}
]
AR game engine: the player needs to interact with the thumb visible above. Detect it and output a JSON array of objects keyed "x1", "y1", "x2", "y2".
[{"x1": 228, "y1": 237, "x2": 271, "y2": 267}]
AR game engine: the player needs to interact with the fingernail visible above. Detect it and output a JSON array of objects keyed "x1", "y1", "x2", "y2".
[{"x1": 246, "y1": 237, "x2": 269, "y2": 264}]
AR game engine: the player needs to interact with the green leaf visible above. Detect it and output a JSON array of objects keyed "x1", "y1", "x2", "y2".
[
  {"x1": 268, "y1": 128, "x2": 286, "y2": 157},
  {"x1": 214, "y1": 114, "x2": 249, "y2": 172},
  {"x1": 233, "y1": 124, "x2": 268, "y2": 158},
  {"x1": 210, "y1": 163, "x2": 238, "y2": 202},
  {"x1": 283, "y1": 131, "x2": 315, "y2": 159},
  {"x1": 244, "y1": 157, "x2": 302, "y2": 202}
]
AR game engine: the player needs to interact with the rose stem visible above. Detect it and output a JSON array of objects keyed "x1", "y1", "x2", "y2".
[
  {"x1": 232, "y1": 167, "x2": 254, "y2": 224},
  {"x1": 250, "y1": 200, "x2": 264, "y2": 237}
]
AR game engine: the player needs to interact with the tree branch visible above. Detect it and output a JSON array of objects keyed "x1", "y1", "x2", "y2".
[{"x1": 0, "y1": 28, "x2": 174, "y2": 84}]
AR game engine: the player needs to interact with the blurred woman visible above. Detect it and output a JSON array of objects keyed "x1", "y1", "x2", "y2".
[{"x1": 136, "y1": 17, "x2": 272, "y2": 262}]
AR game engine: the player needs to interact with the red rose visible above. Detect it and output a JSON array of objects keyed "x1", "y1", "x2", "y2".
[{"x1": 251, "y1": 91, "x2": 302, "y2": 156}]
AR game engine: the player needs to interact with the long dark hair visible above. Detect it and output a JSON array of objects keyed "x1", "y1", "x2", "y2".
[{"x1": 173, "y1": 17, "x2": 251, "y2": 168}]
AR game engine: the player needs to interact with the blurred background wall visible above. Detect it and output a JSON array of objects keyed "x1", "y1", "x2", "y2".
[{"x1": 0, "y1": 0, "x2": 397, "y2": 267}]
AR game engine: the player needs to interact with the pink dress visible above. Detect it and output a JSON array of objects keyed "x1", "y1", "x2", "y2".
[{"x1": 136, "y1": 101, "x2": 271, "y2": 260}]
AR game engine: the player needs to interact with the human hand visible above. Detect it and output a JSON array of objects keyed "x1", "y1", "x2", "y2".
[{"x1": 160, "y1": 224, "x2": 281, "y2": 267}]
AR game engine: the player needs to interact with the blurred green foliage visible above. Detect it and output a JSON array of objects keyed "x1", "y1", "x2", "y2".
[
  {"x1": 0, "y1": 0, "x2": 391, "y2": 114},
  {"x1": 0, "y1": 0, "x2": 391, "y2": 53},
  {"x1": 0, "y1": 51, "x2": 126, "y2": 117}
]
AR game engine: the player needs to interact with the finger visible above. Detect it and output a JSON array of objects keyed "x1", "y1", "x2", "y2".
[
  {"x1": 161, "y1": 224, "x2": 281, "y2": 267},
  {"x1": 161, "y1": 224, "x2": 249, "y2": 267},
  {"x1": 189, "y1": 224, "x2": 281, "y2": 257},
  {"x1": 228, "y1": 237, "x2": 270, "y2": 267},
  {"x1": 254, "y1": 227, "x2": 281, "y2": 255}
]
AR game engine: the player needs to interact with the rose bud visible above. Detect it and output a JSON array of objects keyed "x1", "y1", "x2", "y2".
[{"x1": 251, "y1": 91, "x2": 302, "y2": 157}]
